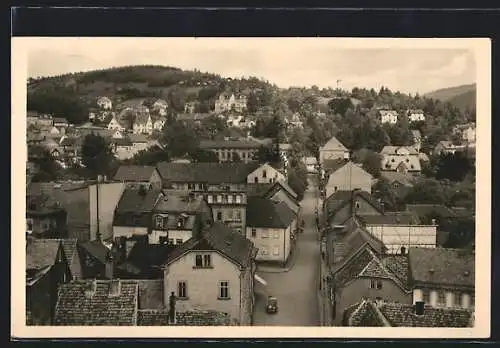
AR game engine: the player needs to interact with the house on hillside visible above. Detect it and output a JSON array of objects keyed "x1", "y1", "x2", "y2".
[
  {"x1": 26, "y1": 238, "x2": 71, "y2": 325},
  {"x1": 97, "y1": 97, "x2": 113, "y2": 110},
  {"x1": 380, "y1": 171, "x2": 415, "y2": 199},
  {"x1": 407, "y1": 109, "x2": 426, "y2": 123},
  {"x1": 285, "y1": 113, "x2": 303, "y2": 128},
  {"x1": 411, "y1": 130, "x2": 422, "y2": 153},
  {"x1": 246, "y1": 197, "x2": 297, "y2": 264},
  {"x1": 246, "y1": 163, "x2": 286, "y2": 184},
  {"x1": 433, "y1": 141, "x2": 467, "y2": 156},
  {"x1": 380, "y1": 146, "x2": 421, "y2": 175},
  {"x1": 408, "y1": 247, "x2": 475, "y2": 309},
  {"x1": 378, "y1": 110, "x2": 399, "y2": 124},
  {"x1": 344, "y1": 299, "x2": 474, "y2": 327},
  {"x1": 107, "y1": 115, "x2": 127, "y2": 132},
  {"x1": 199, "y1": 138, "x2": 263, "y2": 164},
  {"x1": 113, "y1": 165, "x2": 163, "y2": 190},
  {"x1": 325, "y1": 161, "x2": 373, "y2": 198},
  {"x1": 453, "y1": 123, "x2": 476, "y2": 145},
  {"x1": 184, "y1": 101, "x2": 197, "y2": 114},
  {"x1": 319, "y1": 136, "x2": 350, "y2": 164},
  {"x1": 215, "y1": 93, "x2": 247, "y2": 113},
  {"x1": 132, "y1": 106, "x2": 154, "y2": 135},
  {"x1": 162, "y1": 223, "x2": 258, "y2": 325},
  {"x1": 152, "y1": 99, "x2": 168, "y2": 116}
]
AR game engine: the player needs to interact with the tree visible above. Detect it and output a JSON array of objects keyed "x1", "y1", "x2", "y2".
[
  {"x1": 372, "y1": 178, "x2": 400, "y2": 211},
  {"x1": 359, "y1": 150, "x2": 382, "y2": 178},
  {"x1": 434, "y1": 152, "x2": 474, "y2": 182},
  {"x1": 189, "y1": 149, "x2": 219, "y2": 163},
  {"x1": 127, "y1": 146, "x2": 170, "y2": 166},
  {"x1": 287, "y1": 163, "x2": 308, "y2": 201},
  {"x1": 162, "y1": 120, "x2": 199, "y2": 157},
  {"x1": 28, "y1": 145, "x2": 62, "y2": 182},
  {"x1": 404, "y1": 178, "x2": 448, "y2": 205},
  {"x1": 81, "y1": 133, "x2": 115, "y2": 178},
  {"x1": 253, "y1": 145, "x2": 280, "y2": 164}
]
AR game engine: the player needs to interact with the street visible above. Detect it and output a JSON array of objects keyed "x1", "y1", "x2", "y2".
[{"x1": 253, "y1": 175, "x2": 321, "y2": 326}]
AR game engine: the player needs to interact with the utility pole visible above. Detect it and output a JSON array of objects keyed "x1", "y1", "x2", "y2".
[{"x1": 96, "y1": 175, "x2": 101, "y2": 241}]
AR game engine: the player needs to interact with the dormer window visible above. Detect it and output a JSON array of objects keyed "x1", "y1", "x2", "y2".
[
  {"x1": 108, "y1": 280, "x2": 121, "y2": 297},
  {"x1": 262, "y1": 170, "x2": 267, "y2": 178}
]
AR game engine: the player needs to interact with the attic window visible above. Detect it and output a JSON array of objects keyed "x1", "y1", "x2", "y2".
[
  {"x1": 108, "y1": 280, "x2": 121, "y2": 297},
  {"x1": 84, "y1": 281, "x2": 97, "y2": 297},
  {"x1": 391, "y1": 159, "x2": 395, "y2": 163}
]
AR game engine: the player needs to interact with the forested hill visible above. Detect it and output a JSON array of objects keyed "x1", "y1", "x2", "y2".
[{"x1": 424, "y1": 83, "x2": 476, "y2": 113}]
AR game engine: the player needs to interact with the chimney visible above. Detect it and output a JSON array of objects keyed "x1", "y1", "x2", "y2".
[
  {"x1": 84, "y1": 280, "x2": 97, "y2": 298},
  {"x1": 104, "y1": 251, "x2": 114, "y2": 280},
  {"x1": 415, "y1": 301, "x2": 425, "y2": 316},
  {"x1": 168, "y1": 292, "x2": 177, "y2": 325},
  {"x1": 108, "y1": 279, "x2": 121, "y2": 297}
]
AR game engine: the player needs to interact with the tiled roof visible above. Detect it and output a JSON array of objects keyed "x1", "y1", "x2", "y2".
[
  {"x1": 113, "y1": 165, "x2": 157, "y2": 182},
  {"x1": 137, "y1": 279, "x2": 165, "y2": 310},
  {"x1": 42, "y1": 239, "x2": 81, "y2": 278},
  {"x1": 380, "y1": 146, "x2": 418, "y2": 156},
  {"x1": 382, "y1": 255, "x2": 409, "y2": 285},
  {"x1": 408, "y1": 247, "x2": 475, "y2": 288},
  {"x1": 334, "y1": 248, "x2": 375, "y2": 288},
  {"x1": 356, "y1": 211, "x2": 419, "y2": 226},
  {"x1": 53, "y1": 117, "x2": 69, "y2": 124},
  {"x1": 246, "y1": 197, "x2": 296, "y2": 228},
  {"x1": 380, "y1": 171, "x2": 415, "y2": 187},
  {"x1": 325, "y1": 190, "x2": 384, "y2": 219},
  {"x1": 381, "y1": 154, "x2": 421, "y2": 172},
  {"x1": 120, "y1": 241, "x2": 177, "y2": 275},
  {"x1": 156, "y1": 162, "x2": 260, "y2": 185},
  {"x1": 199, "y1": 138, "x2": 263, "y2": 149},
  {"x1": 378, "y1": 302, "x2": 474, "y2": 327},
  {"x1": 153, "y1": 190, "x2": 204, "y2": 213},
  {"x1": 137, "y1": 310, "x2": 231, "y2": 326},
  {"x1": 115, "y1": 187, "x2": 162, "y2": 213},
  {"x1": 26, "y1": 193, "x2": 65, "y2": 215},
  {"x1": 320, "y1": 136, "x2": 348, "y2": 152},
  {"x1": 405, "y1": 204, "x2": 458, "y2": 219},
  {"x1": 323, "y1": 158, "x2": 347, "y2": 173},
  {"x1": 80, "y1": 240, "x2": 110, "y2": 264},
  {"x1": 344, "y1": 300, "x2": 388, "y2": 327},
  {"x1": 26, "y1": 238, "x2": 61, "y2": 270},
  {"x1": 53, "y1": 280, "x2": 138, "y2": 326},
  {"x1": 164, "y1": 222, "x2": 255, "y2": 269},
  {"x1": 246, "y1": 183, "x2": 275, "y2": 197},
  {"x1": 128, "y1": 133, "x2": 149, "y2": 143}
]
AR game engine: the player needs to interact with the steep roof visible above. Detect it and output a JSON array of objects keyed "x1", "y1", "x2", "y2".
[
  {"x1": 320, "y1": 136, "x2": 348, "y2": 152},
  {"x1": 382, "y1": 255, "x2": 409, "y2": 285},
  {"x1": 113, "y1": 165, "x2": 157, "y2": 182},
  {"x1": 345, "y1": 300, "x2": 474, "y2": 327},
  {"x1": 380, "y1": 146, "x2": 419, "y2": 156},
  {"x1": 156, "y1": 162, "x2": 259, "y2": 185},
  {"x1": 380, "y1": 171, "x2": 416, "y2": 187},
  {"x1": 115, "y1": 187, "x2": 162, "y2": 213},
  {"x1": 26, "y1": 238, "x2": 61, "y2": 270},
  {"x1": 153, "y1": 190, "x2": 204, "y2": 213},
  {"x1": 164, "y1": 222, "x2": 255, "y2": 269},
  {"x1": 53, "y1": 280, "x2": 138, "y2": 326},
  {"x1": 408, "y1": 247, "x2": 475, "y2": 288},
  {"x1": 325, "y1": 190, "x2": 384, "y2": 220},
  {"x1": 246, "y1": 197, "x2": 296, "y2": 229},
  {"x1": 381, "y1": 154, "x2": 421, "y2": 172},
  {"x1": 323, "y1": 158, "x2": 348, "y2": 174}
]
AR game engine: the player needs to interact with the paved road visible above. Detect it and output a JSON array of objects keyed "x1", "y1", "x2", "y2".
[{"x1": 253, "y1": 175, "x2": 321, "y2": 326}]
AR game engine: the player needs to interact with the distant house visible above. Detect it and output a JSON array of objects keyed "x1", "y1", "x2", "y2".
[
  {"x1": 378, "y1": 110, "x2": 399, "y2": 124},
  {"x1": 344, "y1": 299, "x2": 474, "y2": 327},
  {"x1": 53, "y1": 117, "x2": 69, "y2": 129},
  {"x1": 152, "y1": 99, "x2": 169, "y2": 116},
  {"x1": 26, "y1": 194, "x2": 67, "y2": 238},
  {"x1": 26, "y1": 238, "x2": 71, "y2": 325},
  {"x1": 153, "y1": 115, "x2": 167, "y2": 132},
  {"x1": 325, "y1": 161, "x2": 373, "y2": 198},
  {"x1": 184, "y1": 101, "x2": 197, "y2": 114},
  {"x1": 162, "y1": 222, "x2": 258, "y2": 326},
  {"x1": 53, "y1": 278, "x2": 233, "y2": 326},
  {"x1": 113, "y1": 165, "x2": 163, "y2": 189},
  {"x1": 111, "y1": 134, "x2": 152, "y2": 160},
  {"x1": 411, "y1": 129, "x2": 422, "y2": 153},
  {"x1": 246, "y1": 197, "x2": 297, "y2": 263},
  {"x1": 380, "y1": 146, "x2": 421, "y2": 175},
  {"x1": 247, "y1": 180, "x2": 300, "y2": 216},
  {"x1": 286, "y1": 113, "x2": 303, "y2": 128},
  {"x1": 304, "y1": 157, "x2": 318, "y2": 173},
  {"x1": 433, "y1": 141, "x2": 467, "y2": 156},
  {"x1": 226, "y1": 114, "x2": 245, "y2": 128},
  {"x1": 97, "y1": 96, "x2": 113, "y2": 110},
  {"x1": 215, "y1": 93, "x2": 247, "y2": 113},
  {"x1": 408, "y1": 247, "x2": 475, "y2": 310},
  {"x1": 319, "y1": 136, "x2": 350, "y2": 164},
  {"x1": 199, "y1": 138, "x2": 263, "y2": 164},
  {"x1": 453, "y1": 123, "x2": 476, "y2": 144},
  {"x1": 380, "y1": 171, "x2": 415, "y2": 198},
  {"x1": 107, "y1": 115, "x2": 127, "y2": 132},
  {"x1": 247, "y1": 163, "x2": 286, "y2": 184},
  {"x1": 132, "y1": 106, "x2": 154, "y2": 135},
  {"x1": 407, "y1": 109, "x2": 426, "y2": 123},
  {"x1": 151, "y1": 190, "x2": 213, "y2": 245}
]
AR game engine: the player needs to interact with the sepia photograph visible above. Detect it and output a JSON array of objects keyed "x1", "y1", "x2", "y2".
[{"x1": 12, "y1": 37, "x2": 490, "y2": 338}]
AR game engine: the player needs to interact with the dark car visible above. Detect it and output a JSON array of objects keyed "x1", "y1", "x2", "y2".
[{"x1": 266, "y1": 296, "x2": 278, "y2": 314}]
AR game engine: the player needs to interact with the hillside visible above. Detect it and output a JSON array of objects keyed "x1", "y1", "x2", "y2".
[{"x1": 424, "y1": 83, "x2": 476, "y2": 112}]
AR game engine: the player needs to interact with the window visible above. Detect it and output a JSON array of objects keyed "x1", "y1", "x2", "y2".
[
  {"x1": 219, "y1": 281, "x2": 230, "y2": 299},
  {"x1": 188, "y1": 183, "x2": 195, "y2": 190},
  {"x1": 168, "y1": 238, "x2": 174, "y2": 245},
  {"x1": 178, "y1": 281, "x2": 187, "y2": 298},
  {"x1": 334, "y1": 186, "x2": 338, "y2": 192},
  {"x1": 217, "y1": 195, "x2": 222, "y2": 203},
  {"x1": 376, "y1": 280, "x2": 383, "y2": 290},
  {"x1": 216, "y1": 211, "x2": 222, "y2": 221},
  {"x1": 203, "y1": 254, "x2": 212, "y2": 267},
  {"x1": 235, "y1": 210, "x2": 241, "y2": 221},
  {"x1": 207, "y1": 195, "x2": 213, "y2": 203},
  {"x1": 251, "y1": 228, "x2": 257, "y2": 237},
  {"x1": 235, "y1": 195, "x2": 241, "y2": 204},
  {"x1": 260, "y1": 248, "x2": 268, "y2": 255},
  {"x1": 272, "y1": 247, "x2": 280, "y2": 256},
  {"x1": 438, "y1": 291, "x2": 446, "y2": 306},
  {"x1": 263, "y1": 170, "x2": 267, "y2": 178},
  {"x1": 228, "y1": 195, "x2": 233, "y2": 204},
  {"x1": 370, "y1": 279, "x2": 376, "y2": 289},
  {"x1": 273, "y1": 231, "x2": 280, "y2": 239},
  {"x1": 370, "y1": 279, "x2": 382, "y2": 289},
  {"x1": 195, "y1": 254, "x2": 203, "y2": 267},
  {"x1": 254, "y1": 177, "x2": 258, "y2": 183},
  {"x1": 423, "y1": 289, "x2": 430, "y2": 304},
  {"x1": 176, "y1": 239, "x2": 183, "y2": 245},
  {"x1": 154, "y1": 215, "x2": 164, "y2": 229}
]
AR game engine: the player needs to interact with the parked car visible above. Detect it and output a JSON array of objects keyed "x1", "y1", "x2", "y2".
[{"x1": 266, "y1": 296, "x2": 278, "y2": 314}]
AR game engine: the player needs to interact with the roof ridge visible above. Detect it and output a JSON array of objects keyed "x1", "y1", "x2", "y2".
[{"x1": 367, "y1": 301, "x2": 392, "y2": 327}]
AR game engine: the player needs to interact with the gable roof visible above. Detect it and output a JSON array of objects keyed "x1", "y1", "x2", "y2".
[
  {"x1": 115, "y1": 187, "x2": 163, "y2": 213},
  {"x1": 380, "y1": 146, "x2": 419, "y2": 156},
  {"x1": 323, "y1": 158, "x2": 348, "y2": 174},
  {"x1": 153, "y1": 190, "x2": 205, "y2": 213},
  {"x1": 380, "y1": 171, "x2": 415, "y2": 187},
  {"x1": 164, "y1": 222, "x2": 255, "y2": 269},
  {"x1": 53, "y1": 280, "x2": 138, "y2": 326},
  {"x1": 320, "y1": 136, "x2": 348, "y2": 152},
  {"x1": 26, "y1": 238, "x2": 61, "y2": 270},
  {"x1": 246, "y1": 197, "x2": 296, "y2": 228},
  {"x1": 325, "y1": 190, "x2": 384, "y2": 219},
  {"x1": 41, "y1": 239, "x2": 81, "y2": 278},
  {"x1": 408, "y1": 247, "x2": 475, "y2": 288},
  {"x1": 156, "y1": 162, "x2": 260, "y2": 185},
  {"x1": 356, "y1": 211, "x2": 419, "y2": 226},
  {"x1": 381, "y1": 154, "x2": 421, "y2": 172},
  {"x1": 327, "y1": 161, "x2": 373, "y2": 181},
  {"x1": 113, "y1": 165, "x2": 157, "y2": 182},
  {"x1": 345, "y1": 300, "x2": 474, "y2": 327}
]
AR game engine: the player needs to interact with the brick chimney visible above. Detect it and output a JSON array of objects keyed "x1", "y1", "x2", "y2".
[
  {"x1": 104, "y1": 250, "x2": 114, "y2": 280},
  {"x1": 414, "y1": 301, "x2": 425, "y2": 316}
]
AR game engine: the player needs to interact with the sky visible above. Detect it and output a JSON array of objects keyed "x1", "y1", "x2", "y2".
[{"x1": 26, "y1": 38, "x2": 476, "y2": 95}]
